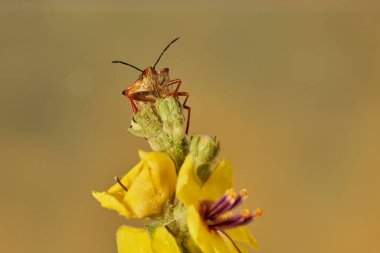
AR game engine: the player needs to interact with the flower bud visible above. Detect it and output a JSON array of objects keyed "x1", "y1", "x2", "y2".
[
  {"x1": 128, "y1": 97, "x2": 188, "y2": 169},
  {"x1": 189, "y1": 135, "x2": 220, "y2": 182},
  {"x1": 155, "y1": 97, "x2": 186, "y2": 141}
]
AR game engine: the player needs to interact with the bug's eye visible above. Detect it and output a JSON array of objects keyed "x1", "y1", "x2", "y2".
[{"x1": 122, "y1": 90, "x2": 126, "y2": 96}]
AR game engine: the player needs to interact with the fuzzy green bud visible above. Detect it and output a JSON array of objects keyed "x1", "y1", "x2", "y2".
[
  {"x1": 128, "y1": 97, "x2": 188, "y2": 169},
  {"x1": 189, "y1": 135, "x2": 220, "y2": 183},
  {"x1": 155, "y1": 97, "x2": 186, "y2": 141}
]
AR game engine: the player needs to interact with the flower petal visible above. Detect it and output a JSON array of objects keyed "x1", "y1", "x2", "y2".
[
  {"x1": 176, "y1": 155, "x2": 202, "y2": 207},
  {"x1": 226, "y1": 226, "x2": 260, "y2": 250},
  {"x1": 92, "y1": 160, "x2": 145, "y2": 218},
  {"x1": 92, "y1": 191, "x2": 133, "y2": 218},
  {"x1": 116, "y1": 226, "x2": 153, "y2": 253},
  {"x1": 235, "y1": 243, "x2": 250, "y2": 253},
  {"x1": 151, "y1": 227, "x2": 181, "y2": 253},
  {"x1": 108, "y1": 160, "x2": 145, "y2": 194},
  {"x1": 125, "y1": 151, "x2": 177, "y2": 217},
  {"x1": 200, "y1": 159, "x2": 234, "y2": 201},
  {"x1": 93, "y1": 151, "x2": 177, "y2": 218},
  {"x1": 187, "y1": 205, "x2": 214, "y2": 253},
  {"x1": 187, "y1": 206, "x2": 240, "y2": 253},
  {"x1": 211, "y1": 230, "x2": 239, "y2": 253},
  {"x1": 138, "y1": 151, "x2": 177, "y2": 196}
]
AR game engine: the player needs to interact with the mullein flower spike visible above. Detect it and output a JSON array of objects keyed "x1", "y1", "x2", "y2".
[{"x1": 93, "y1": 96, "x2": 262, "y2": 252}]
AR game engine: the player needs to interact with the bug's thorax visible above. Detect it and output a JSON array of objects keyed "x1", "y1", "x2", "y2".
[{"x1": 126, "y1": 66, "x2": 171, "y2": 95}]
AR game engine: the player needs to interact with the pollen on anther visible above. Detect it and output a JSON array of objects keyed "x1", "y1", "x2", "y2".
[
  {"x1": 227, "y1": 189, "x2": 237, "y2": 200},
  {"x1": 254, "y1": 208, "x2": 263, "y2": 217},
  {"x1": 241, "y1": 188, "x2": 248, "y2": 197},
  {"x1": 242, "y1": 209, "x2": 251, "y2": 217}
]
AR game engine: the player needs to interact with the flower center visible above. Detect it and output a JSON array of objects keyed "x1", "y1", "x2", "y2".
[{"x1": 199, "y1": 188, "x2": 262, "y2": 231}]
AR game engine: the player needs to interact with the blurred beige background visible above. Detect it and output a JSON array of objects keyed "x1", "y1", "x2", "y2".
[{"x1": 1, "y1": 1, "x2": 379, "y2": 253}]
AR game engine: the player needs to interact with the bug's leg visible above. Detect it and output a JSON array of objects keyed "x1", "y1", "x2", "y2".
[
  {"x1": 162, "y1": 79, "x2": 182, "y2": 97},
  {"x1": 126, "y1": 91, "x2": 157, "y2": 114},
  {"x1": 176, "y1": 91, "x2": 191, "y2": 134},
  {"x1": 183, "y1": 104, "x2": 191, "y2": 134},
  {"x1": 124, "y1": 89, "x2": 139, "y2": 113},
  {"x1": 177, "y1": 91, "x2": 189, "y2": 105},
  {"x1": 130, "y1": 91, "x2": 157, "y2": 103}
]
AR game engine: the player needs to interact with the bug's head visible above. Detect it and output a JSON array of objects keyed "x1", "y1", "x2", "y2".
[
  {"x1": 140, "y1": 66, "x2": 169, "y2": 81},
  {"x1": 141, "y1": 66, "x2": 156, "y2": 78}
]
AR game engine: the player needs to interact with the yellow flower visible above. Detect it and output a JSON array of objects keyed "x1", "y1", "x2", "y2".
[
  {"x1": 116, "y1": 225, "x2": 181, "y2": 253},
  {"x1": 176, "y1": 155, "x2": 262, "y2": 253},
  {"x1": 92, "y1": 151, "x2": 177, "y2": 218}
]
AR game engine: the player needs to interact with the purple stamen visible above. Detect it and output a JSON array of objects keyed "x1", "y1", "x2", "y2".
[
  {"x1": 209, "y1": 212, "x2": 245, "y2": 227},
  {"x1": 230, "y1": 195, "x2": 244, "y2": 210},
  {"x1": 210, "y1": 215, "x2": 254, "y2": 230},
  {"x1": 208, "y1": 192, "x2": 247, "y2": 220},
  {"x1": 207, "y1": 199, "x2": 234, "y2": 219},
  {"x1": 233, "y1": 216, "x2": 254, "y2": 227},
  {"x1": 208, "y1": 194, "x2": 228, "y2": 213},
  {"x1": 199, "y1": 188, "x2": 260, "y2": 232}
]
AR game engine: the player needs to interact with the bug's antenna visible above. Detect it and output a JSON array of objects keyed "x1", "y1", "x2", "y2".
[
  {"x1": 153, "y1": 37, "x2": 180, "y2": 68},
  {"x1": 112, "y1": 61, "x2": 143, "y2": 72}
]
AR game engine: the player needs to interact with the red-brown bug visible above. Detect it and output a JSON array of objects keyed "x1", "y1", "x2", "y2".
[{"x1": 112, "y1": 37, "x2": 191, "y2": 134}]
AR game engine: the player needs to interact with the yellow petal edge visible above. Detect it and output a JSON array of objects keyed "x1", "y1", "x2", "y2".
[
  {"x1": 151, "y1": 227, "x2": 181, "y2": 253},
  {"x1": 93, "y1": 151, "x2": 177, "y2": 218},
  {"x1": 116, "y1": 226, "x2": 153, "y2": 253}
]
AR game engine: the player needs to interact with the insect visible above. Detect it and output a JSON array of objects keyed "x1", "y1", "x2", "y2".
[{"x1": 112, "y1": 37, "x2": 191, "y2": 134}]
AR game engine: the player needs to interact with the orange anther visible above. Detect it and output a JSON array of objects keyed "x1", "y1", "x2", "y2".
[
  {"x1": 242, "y1": 209, "x2": 251, "y2": 217},
  {"x1": 241, "y1": 188, "x2": 248, "y2": 197},
  {"x1": 254, "y1": 208, "x2": 263, "y2": 217},
  {"x1": 227, "y1": 188, "x2": 237, "y2": 200}
]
